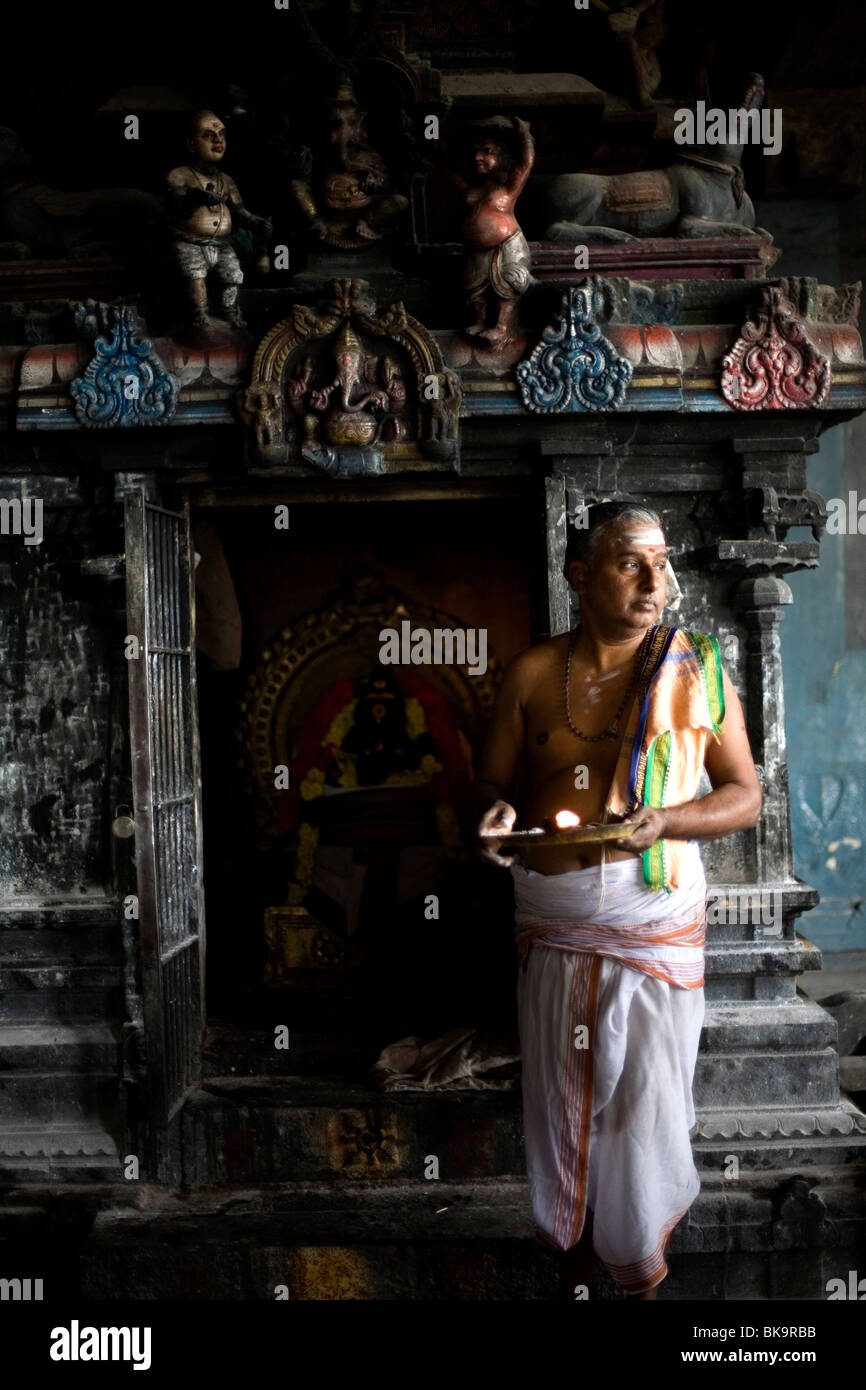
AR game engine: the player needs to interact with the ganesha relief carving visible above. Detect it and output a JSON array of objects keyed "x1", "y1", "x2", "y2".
[{"x1": 240, "y1": 278, "x2": 459, "y2": 474}]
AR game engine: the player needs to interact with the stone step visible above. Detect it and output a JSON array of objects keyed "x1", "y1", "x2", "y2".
[
  {"x1": 701, "y1": 1000, "x2": 836, "y2": 1050},
  {"x1": 78, "y1": 1169, "x2": 865, "y2": 1243},
  {"x1": 180, "y1": 1058, "x2": 849, "y2": 1187},
  {"x1": 0, "y1": 900, "x2": 121, "y2": 929},
  {"x1": 0, "y1": 928, "x2": 118, "y2": 964},
  {"x1": 64, "y1": 1173, "x2": 866, "y2": 1300},
  {"x1": 0, "y1": 902, "x2": 121, "y2": 966},
  {"x1": 202, "y1": 1025, "x2": 366, "y2": 1079},
  {"x1": 0, "y1": 1072, "x2": 120, "y2": 1126},
  {"x1": 0, "y1": 1124, "x2": 122, "y2": 1183},
  {"x1": 183, "y1": 1076, "x2": 521, "y2": 1187},
  {"x1": 0, "y1": 963, "x2": 121, "y2": 992},
  {"x1": 0, "y1": 965, "x2": 121, "y2": 1021},
  {"x1": 702, "y1": 882, "x2": 819, "y2": 944},
  {"x1": 202, "y1": 1002, "x2": 837, "y2": 1081},
  {"x1": 0, "y1": 1023, "x2": 120, "y2": 1071},
  {"x1": 705, "y1": 938, "x2": 822, "y2": 1000},
  {"x1": 695, "y1": 1048, "x2": 839, "y2": 1109},
  {"x1": 2, "y1": 1167, "x2": 862, "y2": 1299}
]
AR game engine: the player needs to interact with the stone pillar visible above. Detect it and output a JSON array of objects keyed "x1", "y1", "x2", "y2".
[{"x1": 734, "y1": 573, "x2": 794, "y2": 884}]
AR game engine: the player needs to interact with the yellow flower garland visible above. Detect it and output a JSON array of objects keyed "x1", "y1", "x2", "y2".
[{"x1": 287, "y1": 689, "x2": 462, "y2": 902}]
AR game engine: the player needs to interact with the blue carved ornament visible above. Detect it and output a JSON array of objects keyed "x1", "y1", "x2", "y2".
[
  {"x1": 517, "y1": 286, "x2": 632, "y2": 413},
  {"x1": 70, "y1": 306, "x2": 178, "y2": 427}
]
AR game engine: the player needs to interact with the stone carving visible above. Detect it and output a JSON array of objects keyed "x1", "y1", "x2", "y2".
[
  {"x1": 326, "y1": 1108, "x2": 404, "y2": 1172},
  {"x1": 544, "y1": 75, "x2": 771, "y2": 243},
  {"x1": 427, "y1": 369, "x2": 461, "y2": 454},
  {"x1": 694, "y1": 1106, "x2": 866, "y2": 1140},
  {"x1": 166, "y1": 110, "x2": 272, "y2": 334},
  {"x1": 69, "y1": 306, "x2": 178, "y2": 428},
  {"x1": 624, "y1": 281, "x2": 683, "y2": 325},
  {"x1": 292, "y1": 319, "x2": 405, "y2": 473},
  {"x1": 448, "y1": 116, "x2": 534, "y2": 349},
  {"x1": 290, "y1": 80, "x2": 408, "y2": 250},
  {"x1": 599, "y1": 278, "x2": 683, "y2": 326},
  {"x1": 721, "y1": 286, "x2": 831, "y2": 411},
  {"x1": 771, "y1": 1176, "x2": 828, "y2": 1249},
  {"x1": 240, "y1": 278, "x2": 460, "y2": 471},
  {"x1": 516, "y1": 285, "x2": 632, "y2": 414},
  {"x1": 816, "y1": 280, "x2": 862, "y2": 326},
  {"x1": 0, "y1": 126, "x2": 164, "y2": 261},
  {"x1": 745, "y1": 485, "x2": 828, "y2": 543},
  {"x1": 601, "y1": 0, "x2": 667, "y2": 110}
]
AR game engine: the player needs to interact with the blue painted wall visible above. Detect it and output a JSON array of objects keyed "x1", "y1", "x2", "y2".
[{"x1": 755, "y1": 199, "x2": 866, "y2": 954}]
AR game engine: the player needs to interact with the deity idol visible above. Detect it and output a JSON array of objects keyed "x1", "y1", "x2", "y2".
[
  {"x1": 166, "y1": 110, "x2": 272, "y2": 330},
  {"x1": 449, "y1": 116, "x2": 535, "y2": 348},
  {"x1": 302, "y1": 321, "x2": 400, "y2": 449},
  {"x1": 290, "y1": 82, "x2": 407, "y2": 250}
]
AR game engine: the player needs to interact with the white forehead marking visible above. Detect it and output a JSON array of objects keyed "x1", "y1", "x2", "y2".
[{"x1": 617, "y1": 527, "x2": 666, "y2": 547}]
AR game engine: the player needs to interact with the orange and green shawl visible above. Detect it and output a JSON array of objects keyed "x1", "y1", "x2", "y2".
[{"x1": 605, "y1": 626, "x2": 725, "y2": 892}]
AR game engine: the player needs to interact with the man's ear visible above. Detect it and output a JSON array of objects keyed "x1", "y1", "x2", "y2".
[{"x1": 567, "y1": 558, "x2": 587, "y2": 594}]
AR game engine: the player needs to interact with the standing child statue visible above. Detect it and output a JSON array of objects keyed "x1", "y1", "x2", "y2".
[
  {"x1": 449, "y1": 116, "x2": 535, "y2": 348},
  {"x1": 167, "y1": 110, "x2": 272, "y2": 332}
]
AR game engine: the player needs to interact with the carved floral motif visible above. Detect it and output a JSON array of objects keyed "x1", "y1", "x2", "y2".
[
  {"x1": 516, "y1": 285, "x2": 632, "y2": 413},
  {"x1": 721, "y1": 287, "x2": 831, "y2": 411},
  {"x1": 69, "y1": 306, "x2": 178, "y2": 427}
]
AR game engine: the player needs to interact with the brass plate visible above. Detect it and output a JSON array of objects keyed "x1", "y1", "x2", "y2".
[{"x1": 480, "y1": 820, "x2": 638, "y2": 847}]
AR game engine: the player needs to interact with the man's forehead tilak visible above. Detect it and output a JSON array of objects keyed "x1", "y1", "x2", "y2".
[{"x1": 611, "y1": 527, "x2": 667, "y2": 549}]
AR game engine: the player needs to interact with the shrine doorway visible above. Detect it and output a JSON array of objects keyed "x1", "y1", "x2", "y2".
[{"x1": 192, "y1": 484, "x2": 541, "y2": 1070}]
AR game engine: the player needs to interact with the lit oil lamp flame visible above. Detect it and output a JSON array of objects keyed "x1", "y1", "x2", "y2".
[{"x1": 554, "y1": 809, "x2": 582, "y2": 829}]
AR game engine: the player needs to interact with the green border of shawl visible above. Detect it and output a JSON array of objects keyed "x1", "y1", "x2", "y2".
[
  {"x1": 683, "y1": 629, "x2": 725, "y2": 738},
  {"x1": 639, "y1": 631, "x2": 725, "y2": 891},
  {"x1": 642, "y1": 729, "x2": 672, "y2": 891}
]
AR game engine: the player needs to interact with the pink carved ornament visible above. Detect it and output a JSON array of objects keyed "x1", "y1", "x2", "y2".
[{"x1": 721, "y1": 287, "x2": 831, "y2": 410}]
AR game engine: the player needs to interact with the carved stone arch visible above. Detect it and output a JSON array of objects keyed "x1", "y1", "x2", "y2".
[
  {"x1": 239, "y1": 278, "x2": 461, "y2": 470},
  {"x1": 237, "y1": 569, "x2": 499, "y2": 838}
]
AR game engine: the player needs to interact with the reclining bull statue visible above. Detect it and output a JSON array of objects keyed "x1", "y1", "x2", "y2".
[{"x1": 544, "y1": 74, "x2": 771, "y2": 243}]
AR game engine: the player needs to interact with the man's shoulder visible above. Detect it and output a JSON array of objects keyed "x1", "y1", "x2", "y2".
[
  {"x1": 510, "y1": 632, "x2": 568, "y2": 672},
  {"x1": 502, "y1": 633, "x2": 567, "y2": 695},
  {"x1": 166, "y1": 165, "x2": 194, "y2": 187},
  {"x1": 664, "y1": 625, "x2": 720, "y2": 655}
]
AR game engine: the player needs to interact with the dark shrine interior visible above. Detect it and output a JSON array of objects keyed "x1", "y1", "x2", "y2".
[
  {"x1": 196, "y1": 493, "x2": 538, "y2": 1056},
  {"x1": 1, "y1": 0, "x2": 865, "y2": 1307}
]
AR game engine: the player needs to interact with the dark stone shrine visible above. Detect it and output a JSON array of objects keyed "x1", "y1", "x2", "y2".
[{"x1": 0, "y1": 0, "x2": 864, "y2": 1302}]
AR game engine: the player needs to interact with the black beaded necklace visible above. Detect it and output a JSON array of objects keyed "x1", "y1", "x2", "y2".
[{"x1": 564, "y1": 624, "x2": 657, "y2": 742}]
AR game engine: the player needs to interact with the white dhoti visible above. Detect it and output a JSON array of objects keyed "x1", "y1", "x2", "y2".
[{"x1": 512, "y1": 841, "x2": 707, "y2": 1294}]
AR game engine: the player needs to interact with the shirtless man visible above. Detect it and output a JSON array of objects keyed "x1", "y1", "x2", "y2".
[
  {"x1": 449, "y1": 116, "x2": 534, "y2": 346},
  {"x1": 475, "y1": 500, "x2": 762, "y2": 1299},
  {"x1": 167, "y1": 110, "x2": 271, "y2": 330}
]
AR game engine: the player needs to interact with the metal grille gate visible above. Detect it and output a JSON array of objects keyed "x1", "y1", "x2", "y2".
[{"x1": 124, "y1": 489, "x2": 205, "y2": 1125}]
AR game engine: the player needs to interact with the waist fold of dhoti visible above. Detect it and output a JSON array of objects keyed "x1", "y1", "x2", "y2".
[{"x1": 515, "y1": 901, "x2": 707, "y2": 989}]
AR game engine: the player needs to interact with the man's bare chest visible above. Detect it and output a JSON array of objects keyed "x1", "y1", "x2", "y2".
[{"x1": 522, "y1": 677, "x2": 631, "y2": 787}]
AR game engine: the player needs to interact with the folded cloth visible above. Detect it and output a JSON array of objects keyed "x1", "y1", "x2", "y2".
[
  {"x1": 513, "y1": 846, "x2": 708, "y2": 1291},
  {"x1": 371, "y1": 1026, "x2": 521, "y2": 1091},
  {"x1": 512, "y1": 839, "x2": 707, "y2": 988}
]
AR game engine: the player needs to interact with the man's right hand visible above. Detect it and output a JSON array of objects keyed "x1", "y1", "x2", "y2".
[{"x1": 477, "y1": 800, "x2": 518, "y2": 867}]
